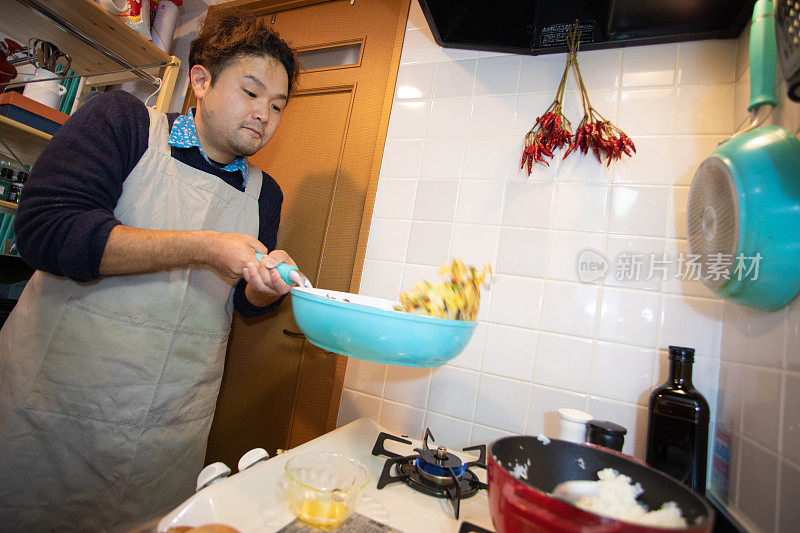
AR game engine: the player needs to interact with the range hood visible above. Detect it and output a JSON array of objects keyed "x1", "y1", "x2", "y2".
[{"x1": 417, "y1": 0, "x2": 754, "y2": 55}]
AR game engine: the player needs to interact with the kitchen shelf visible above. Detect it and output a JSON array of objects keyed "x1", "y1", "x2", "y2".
[
  {"x1": 0, "y1": 0, "x2": 180, "y2": 167},
  {"x1": 3, "y1": 0, "x2": 171, "y2": 85},
  {"x1": 0, "y1": 115, "x2": 50, "y2": 167},
  {"x1": 0, "y1": 200, "x2": 18, "y2": 214}
]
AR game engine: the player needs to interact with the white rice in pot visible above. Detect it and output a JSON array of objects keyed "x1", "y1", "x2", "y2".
[{"x1": 574, "y1": 468, "x2": 688, "y2": 528}]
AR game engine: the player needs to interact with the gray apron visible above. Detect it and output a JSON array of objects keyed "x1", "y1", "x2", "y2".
[{"x1": 0, "y1": 107, "x2": 262, "y2": 532}]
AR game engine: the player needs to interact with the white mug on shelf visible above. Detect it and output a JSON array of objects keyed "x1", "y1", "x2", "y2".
[
  {"x1": 22, "y1": 68, "x2": 66, "y2": 110},
  {"x1": 96, "y1": 0, "x2": 130, "y2": 15}
]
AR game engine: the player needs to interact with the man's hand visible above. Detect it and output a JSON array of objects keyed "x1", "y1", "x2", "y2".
[
  {"x1": 242, "y1": 249, "x2": 296, "y2": 306},
  {"x1": 201, "y1": 231, "x2": 268, "y2": 279}
]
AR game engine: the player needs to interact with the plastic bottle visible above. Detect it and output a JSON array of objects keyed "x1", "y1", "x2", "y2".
[
  {"x1": 645, "y1": 345, "x2": 710, "y2": 494},
  {"x1": 151, "y1": 0, "x2": 182, "y2": 53}
]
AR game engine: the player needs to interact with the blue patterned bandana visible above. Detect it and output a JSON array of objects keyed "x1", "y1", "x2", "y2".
[{"x1": 168, "y1": 107, "x2": 249, "y2": 186}]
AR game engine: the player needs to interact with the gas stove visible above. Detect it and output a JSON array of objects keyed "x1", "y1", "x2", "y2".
[
  {"x1": 156, "y1": 418, "x2": 495, "y2": 532},
  {"x1": 371, "y1": 428, "x2": 488, "y2": 520}
]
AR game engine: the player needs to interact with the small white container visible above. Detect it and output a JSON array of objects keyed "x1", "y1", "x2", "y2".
[{"x1": 557, "y1": 408, "x2": 593, "y2": 443}]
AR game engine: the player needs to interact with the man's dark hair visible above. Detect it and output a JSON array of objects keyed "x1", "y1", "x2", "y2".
[{"x1": 189, "y1": 10, "x2": 299, "y2": 95}]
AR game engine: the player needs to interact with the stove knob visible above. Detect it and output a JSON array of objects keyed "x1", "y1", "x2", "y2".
[
  {"x1": 238, "y1": 447, "x2": 269, "y2": 472},
  {"x1": 196, "y1": 461, "x2": 231, "y2": 492}
]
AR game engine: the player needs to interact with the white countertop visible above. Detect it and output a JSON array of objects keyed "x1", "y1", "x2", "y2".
[{"x1": 158, "y1": 418, "x2": 495, "y2": 533}]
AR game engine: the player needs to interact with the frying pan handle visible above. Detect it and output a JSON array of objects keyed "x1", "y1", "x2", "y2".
[
  {"x1": 748, "y1": 0, "x2": 778, "y2": 111},
  {"x1": 253, "y1": 253, "x2": 297, "y2": 284}
]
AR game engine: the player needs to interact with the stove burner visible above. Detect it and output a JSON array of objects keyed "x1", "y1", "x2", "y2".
[
  {"x1": 371, "y1": 428, "x2": 487, "y2": 520},
  {"x1": 415, "y1": 443, "x2": 467, "y2": 484}
]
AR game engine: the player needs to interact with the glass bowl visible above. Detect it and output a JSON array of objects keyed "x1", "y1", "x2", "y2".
[{"x1": 285, "y1": 452, "x2": 371, "y2": 527}]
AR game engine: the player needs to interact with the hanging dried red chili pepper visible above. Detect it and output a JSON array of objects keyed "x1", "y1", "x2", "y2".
[
  {"x1": 520, "y1": 48, "x2": 573, "y2": 175},
  {"x1": 520, "y1": 23, "x2": 636, "y2": 177},
  {"x1": 565, "y1": 23, "x2": 636, "y2": 167}
]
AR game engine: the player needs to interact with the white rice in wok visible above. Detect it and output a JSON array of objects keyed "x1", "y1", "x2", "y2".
[{"x1": 574, "y1": 468, "x2": 687, "y2": 528}]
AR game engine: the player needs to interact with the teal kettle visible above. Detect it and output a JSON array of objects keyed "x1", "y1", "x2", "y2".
[{"x1": 687, "y1": 0, "x2": 800, "y2": 311}]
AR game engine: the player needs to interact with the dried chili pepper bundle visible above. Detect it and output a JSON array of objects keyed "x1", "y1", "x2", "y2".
[
  {"x1": 563, "y1": 26, "x2": 636, "y2": 166},
  {"x1": 565, "y1": 119, "x2": 636, "y2": 165},
  {"x1": 520, "y1": 23, "x2": 636, "y2": 176},
  {"x1": 520, "y1": 52, "x2": 573, "y2": 176}
]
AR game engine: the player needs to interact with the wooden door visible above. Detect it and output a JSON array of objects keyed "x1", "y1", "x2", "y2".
[{"x1": 194, "y1": 0, "x2": 410, "y2": 467}]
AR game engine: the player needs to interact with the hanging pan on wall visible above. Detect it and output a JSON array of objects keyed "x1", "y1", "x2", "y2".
[{"x1": 687, "y1": 0, "x2": 800, "y2": 312}]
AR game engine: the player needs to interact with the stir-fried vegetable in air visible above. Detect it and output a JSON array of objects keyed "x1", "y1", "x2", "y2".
[{"x1": 394, "y1": 259, "x2": 491, "y2": 321}]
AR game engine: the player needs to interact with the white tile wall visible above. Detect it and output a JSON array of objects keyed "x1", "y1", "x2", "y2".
[
  {"x1": 462, "y1": 138, "x2": 514, "y2": 180},
  {"x1": 481, "y1": 324, "x2": 537, "y2": 380},
  {"x1": 598, "y1": 287, "x2": 660, "y2": 347},
  {"x1": 533, "y1": 333, "x2": 592, "y2": 392},
  {"x1": 433, "y1": 60, "x2": 477, "y2": 98},
  {"x1": 737, "y1": 439, "x2": 778, "y2": 532},
  {"x1": 405, "y1": 221, "x2": 452, "y2": 266},
  {"x1": 413, "y1": 180, "x2": 458, "y2": 222},
  {"x1": 341, "y1": 6, "x2": 797, "y2": 530},
  {"x1": 779, "y1": 459, "x2": 800, "y2": 532},
  {"x1": 539, "y1": 281, "x2": 599, "y2": 338},
  {"x1": 487, "y1": 275, "x2": 542, "y2": 330},
  {"x1": 427, "y1": 366, "x2": 479, "y2": 421},
  {"x1": 496, "y1": 228, "x2": 548, "y2": 278},
  {"x1": 420, "y1": 138, "x2": 465, "y2": 178},
  {"x1": 473, "y1": 374, "x2": 530, "y2": 433},
  {"x1": 379, "y1": 400, "x2": 426, "y2": 438},
  {"x1": 621, "y1": 44, "x2": 677, "y2": 88},
  {"x1": 590, "y1": 342, "x2": 655, "y2": 406},
  {"x1": 455, "y1": 180, "x2": 505, "y2": 225}
]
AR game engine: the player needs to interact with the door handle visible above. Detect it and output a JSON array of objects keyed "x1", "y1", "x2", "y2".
[{"x1": 282, "y1": 329, "x2": 306, "y2": 339}]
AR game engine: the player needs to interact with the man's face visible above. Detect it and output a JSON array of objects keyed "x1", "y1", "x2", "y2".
[{"x1": 192, "y1": 54, "x2": 289, "y2": 163}]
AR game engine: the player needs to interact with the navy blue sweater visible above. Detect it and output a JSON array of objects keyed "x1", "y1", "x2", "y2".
[{"x1": 14, "y1": 90, "x2": 284, "y2": 318}]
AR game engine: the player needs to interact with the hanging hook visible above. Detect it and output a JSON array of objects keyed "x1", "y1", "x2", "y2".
[{"x1": 270, "y1": 12, "x2": 277, "y2": 24}]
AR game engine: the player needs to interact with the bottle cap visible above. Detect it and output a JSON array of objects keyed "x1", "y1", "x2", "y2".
[
  {"x1": 587, "y1": 420, "x2": 627, "y2": 436},
  {"x1": 668, "y1": 345, "x2": 695, "y2": 362}
]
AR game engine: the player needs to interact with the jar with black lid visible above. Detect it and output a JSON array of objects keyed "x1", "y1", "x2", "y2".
[{"x1": 587, "y1": 420, "x2": 627, "y2": 452}]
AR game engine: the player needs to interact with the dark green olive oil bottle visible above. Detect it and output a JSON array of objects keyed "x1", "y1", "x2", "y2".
[{"x1": 646, "y1": 346, "x2": 710, "y2": 494}]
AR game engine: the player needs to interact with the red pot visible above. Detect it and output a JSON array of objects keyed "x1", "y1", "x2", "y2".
[{"x1": 487, "y1": 436, "x2": 714, "y2": 533}]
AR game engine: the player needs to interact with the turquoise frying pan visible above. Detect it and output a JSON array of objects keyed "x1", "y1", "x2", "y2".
[
  {"x1": 253, "y1": 255, "x2": 478, "y2": 367},
  {"x1": 687, "y1": 0, "x2": 800, "y2": 311}
]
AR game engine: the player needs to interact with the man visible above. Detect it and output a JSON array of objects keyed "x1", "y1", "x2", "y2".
[{"x1": 0, "y1": 10, "x2": 299, "y2": 531}]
